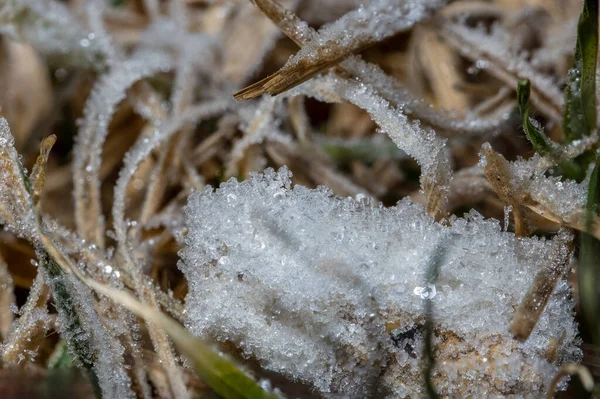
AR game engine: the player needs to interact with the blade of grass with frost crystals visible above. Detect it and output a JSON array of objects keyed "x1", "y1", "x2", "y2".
[
  {"x1": 72, "y1": 52, "x2": 171, "y2": 248},
  {"x1": 517, "y1": 80, "x2": 584, "y2": 181},
  {"x1": 510, "y1": 229, "x2": 573, "y2": 342},
  {"x1": 0, "y1": 119, "x2": 37, "y2": 240},
  {"x1": 441, "y1": 22, "x2": 564, "y2": 122},
  {"x1": 292, "y1": 75, "x2": 451, "y2": 217},
  {"x1": 110, "y1": 100, "x2": 229, "y2": 398},
  {"x1": 249, "y1": 0, "x2": 506, "y2": 138},
  {"x1": 0, "y1": 0, "x2": 106, "y2": 69},
  {"x1": 34, "y1": 238, "x2": 280, "y2": 399},
  {"x1": 235, "y1": 0, "x2": 446, "y2": 100},
  {"x1": 38, "y1": 251, "x2": 103, "y2": 398},
  {"x1": 480, "y1": 143, "x2": 528, "y2": 236},
  {"x1": 0, "y1": 271, "x2": 50, "y2": 365},
  {"x1": 564, "y1": 0, "x2": 598, "y2": 142},
  {"x1": 580, "y1": 154, "x2": 600, "y2": 344}
]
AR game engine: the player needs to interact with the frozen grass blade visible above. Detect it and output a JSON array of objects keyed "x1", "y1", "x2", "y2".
[
  {"x1": 72, "y1": 52, "x2": 171, "y2": 248},
  {"x1": 564, "y1": 0, "x2": 598, "y2": 142},
  {"x1": 510, "y1": 229, "x2": 573, "y2": 342},
  {"x1": 235, "y1": 0, "x2": 445, "y2": 100},
  {"x1": 39, "y1": 250, "x2": 103, "y2": 398},
  {"x1": 249, "y1": 0, "x2": 506, "y2": 140},
  {"x1": 480, "y1": 143, "x2": 528, "y2": 236}
]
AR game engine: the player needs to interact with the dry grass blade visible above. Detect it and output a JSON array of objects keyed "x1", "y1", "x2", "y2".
[
  {"x1": 1, "y1": 271, "x2": 50, "y2": 364},
  {"x1": 510, "y1": 229, "x2": 573, "y2": 341},
  {"x1": 441, "y1": 22, "x2": 564, "y2": 122},
  {"x1": 72, "y1": 53, "x2": 171, "y2": 249},
  {"x1": 545, "y1": 363, "x2": 594, "y2": 398},
  {"x1": 235, "y1": 0, "x2": 445, "y2": 100},
  {"x1": 29, "y1": 135, "x2": 56, "y2": 207},
  {"x1": 0, "y1": 253, "x2": 14, "y2": 342},
  {"x1": 250, "y1": 0, "x2": 505, "y2": 138},
  {"x1": 223, "y1": 0, "x2": 300, "y2": 85},
  {"x1": 480, "y1": 143, "x2": 528, "y2": 236}
]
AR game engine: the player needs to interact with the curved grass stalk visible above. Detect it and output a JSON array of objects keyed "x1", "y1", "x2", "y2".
[
  {"x1": 248, "y1": 0, "x2": 506, "y2": 138},
  {"x1": 72, "y1": 52, "x2": 171, "y2": 248},
  {"x1": 292, "y1": 75, "x2": 451, "y2": 217}
]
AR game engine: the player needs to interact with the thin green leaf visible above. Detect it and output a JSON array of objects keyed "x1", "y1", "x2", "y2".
[
  {"x1": 517, "y1": 79, "x2": 585, "y2": 180},
  {"x1": 517, "y1": 79, "x2": 554, "y2": 156},
  {"x1": 48, "y1": 340, "x2": 74, "y2": 370},
  {"x1": 579, "y1": 153, "x2": 600, "y2": 344},
  {"x1": 563, "y1": 0, "x2": 598, "y2": 141}
]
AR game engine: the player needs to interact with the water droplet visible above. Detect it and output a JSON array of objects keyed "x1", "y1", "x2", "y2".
[{"x1": 413, "y1": 283, "x2": 437, "y2": 299}]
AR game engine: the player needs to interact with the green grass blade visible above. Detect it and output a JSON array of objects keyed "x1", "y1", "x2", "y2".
[
  {"x1": 517, "y1": 79, "x2": 554, "y2": 156},
  {"x1": 579, "y1": 153, "x2": 600, "y2": 344},
  {"x1": 517, "y1": 79, "x2": 585, "y2": 180},
  {"x1": 563, "y1": 0, "x2": 598, "y2": 141},
  {"x1": 184, "y1": 340, "x2": 281, "y2": 399}
]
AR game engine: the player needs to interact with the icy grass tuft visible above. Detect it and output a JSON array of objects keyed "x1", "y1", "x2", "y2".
[{"x1": 180, "y1": 167, "x2": 581, "y2": 397}]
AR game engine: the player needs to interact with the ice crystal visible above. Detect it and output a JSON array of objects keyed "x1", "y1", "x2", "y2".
[
  {"x1": 181, "y1": 167, "x2": 581, "y2": 397},
  {"x1": 0, "y1": 0, "x2": 104, "y2": 67}
]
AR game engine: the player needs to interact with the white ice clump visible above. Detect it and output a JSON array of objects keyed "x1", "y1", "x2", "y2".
[{"x1": 181, "y1": 167, "x2": 581, "y2": 398}]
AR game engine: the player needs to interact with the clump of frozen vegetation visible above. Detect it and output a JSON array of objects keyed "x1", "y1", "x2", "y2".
[
  {"x1": 181, "y1": 167, "x2": 581, "y2": 397},
  {"x1": 0, "y1": 0, "x2": 597, "y2": 397}
]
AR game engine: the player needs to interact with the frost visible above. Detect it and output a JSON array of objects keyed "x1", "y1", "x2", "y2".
[
  {"x1": 293, "y1": 75, "x2": 451, "y2": 213},
  {"x1": 297, "y1": 0, "x2": 444, "y2": 55},
  {"x1": 0, "y1": 118, "x2": 37, "y2": 239},
  {"x1": 181, "y1": 167, "x2": 581, "y2": 397},
  {"x1": 72, "y1": 51, "x2": 172, "y2": 247},
  {"x1": 442, "y1": 22, "x2": 563, "y2": 121},
  {"x1": 46, "y1": 266, "x2": 134, "y2": 399},
  {"x1": 0, "y1": 0, "x2": 104, "y2": 67}
]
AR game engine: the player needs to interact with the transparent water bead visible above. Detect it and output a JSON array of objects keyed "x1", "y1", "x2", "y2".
[{"x1": 413, "y1": 283, "x2": 437, "y2": 299}]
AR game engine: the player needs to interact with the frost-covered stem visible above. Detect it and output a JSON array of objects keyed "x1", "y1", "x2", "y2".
[
  {"x1": 72, "y1": 53, "x2": 171, "y2": 248},
  {"x1": 39, "y1": 250, "x2": 102, "y2": 398},
  {"x1": 0, "y1": 271, "x2": 49, "y2": 364},
  {"x1": 441, "y1": 22, "x2": 564, "y2": 123},
  {"x1": 294, "y1": 75, "x2": 451, "y2": 216},
  {"x1": 236, "y1": 0, "x2": 447, "y2": 100},
  {"x1": 250, "y1": 0, "x2": 504, "y2": 138},
  {"x1": 110, "y1": 100, "x2": 229, "y2": 398}
]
